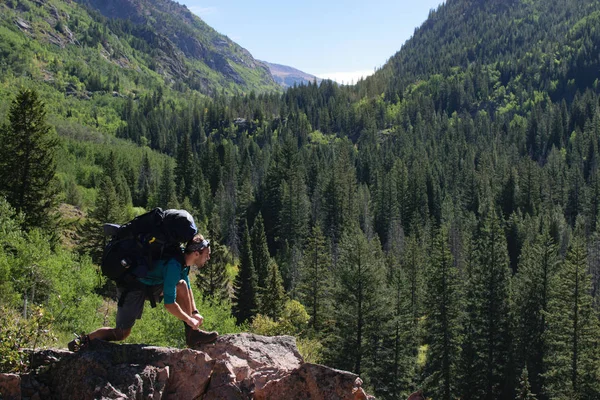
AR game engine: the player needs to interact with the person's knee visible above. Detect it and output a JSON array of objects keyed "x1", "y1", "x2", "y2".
[
  {"x1": 176, "y1": 280, "x2": 189, "y2": 293},
  {"x1": 177, "y1": 280, "x2": 187, "y2": 288},
  {"x1": 114, "y1": 328, "x2": 131, "y2": 341}
]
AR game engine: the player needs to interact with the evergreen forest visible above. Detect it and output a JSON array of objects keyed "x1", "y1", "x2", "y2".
[{"x1": 2, "y1": 0, "x2": 600, "y2": 399}]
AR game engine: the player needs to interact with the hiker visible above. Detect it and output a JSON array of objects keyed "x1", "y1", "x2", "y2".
[{"x1": 69, "y1": 234, "x2": 218, "y2": 351}]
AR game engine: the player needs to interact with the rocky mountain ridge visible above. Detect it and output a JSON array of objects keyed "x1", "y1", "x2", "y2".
[
  {"x1": 0, "y1": 0, "x2": 280, "y2": 96},
  {"x1": 263, "y1": 62, "x2": 322, "y2": 88},
  {"x1": 0, "y1": 334, "x2": 374, "y2": 400},
  {"x1": 78, "y1": 0, "x2": 269, "y2": 82}
]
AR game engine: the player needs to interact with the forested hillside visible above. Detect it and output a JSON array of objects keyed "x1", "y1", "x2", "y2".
[{"x1": 2, "y1": 0, "x2": 600, "y2": 399}]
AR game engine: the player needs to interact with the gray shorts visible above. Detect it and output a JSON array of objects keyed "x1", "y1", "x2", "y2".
[{"x1": 115, "y1": 284, "x2": 163, "y2": 330}]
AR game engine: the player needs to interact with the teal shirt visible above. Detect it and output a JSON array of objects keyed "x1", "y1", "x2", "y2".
[{"x1": 139, "y1": 258, "x2": 190, "y2": 304}]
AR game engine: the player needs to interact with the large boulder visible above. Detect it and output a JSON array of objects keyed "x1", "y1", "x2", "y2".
[
  {"x1": 4, "y1": 333, "x2": 374, "y2": 400},
  {"x1": 0, "y1": 373, "x2": 20, "y2": 400}
]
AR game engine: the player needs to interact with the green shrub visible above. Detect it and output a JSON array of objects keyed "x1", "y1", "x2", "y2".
[
  {"x1": 0, "y1": 305, "x2": 56, "y2": 373},
  {"x1": 297, "y1": 337, "x2": 323, "y2": 364},
  {"x1": 250, "y1": 300, "x2": 310, "y2": 337}
]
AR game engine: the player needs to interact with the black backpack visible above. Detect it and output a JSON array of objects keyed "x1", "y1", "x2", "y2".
[{"x1": 101, "y1": 208, "x2": 197, "y2": 285}]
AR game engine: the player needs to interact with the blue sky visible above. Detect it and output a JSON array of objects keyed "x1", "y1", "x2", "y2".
[{"x1": 179, "y1": 0, "x2": 444, "y2": 84}]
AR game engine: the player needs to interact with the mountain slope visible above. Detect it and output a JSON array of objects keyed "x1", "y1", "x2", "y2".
[
  {"x1": 365, "y1": 0, "x2": 600, "y2": 111},
  {"x1": 263, "y1": 62, "x2": 321, "y2": 88},
  {"x1": 0, "y1": 0, "x2": 280, "y2": 97}
]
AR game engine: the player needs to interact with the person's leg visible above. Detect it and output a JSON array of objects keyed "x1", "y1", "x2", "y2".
[
  {"x1": 88, "y1": 327, "x2": 132, "y2": 341},
  {"x1": 175, "y1": 279, "x2": 194, "y2": 314},
  {"x1": 68, "y1": 288, "x2": 144, "y2": 351}
]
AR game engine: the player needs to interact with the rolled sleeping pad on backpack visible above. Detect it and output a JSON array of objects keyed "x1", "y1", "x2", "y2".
[{"x1": 162, "y1": 209, "x2": 197, "y2": 243}]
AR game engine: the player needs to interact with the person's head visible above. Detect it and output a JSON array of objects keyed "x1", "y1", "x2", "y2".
[{"x1": 184, "y1": 234, "x2": 211, "y2": 267}]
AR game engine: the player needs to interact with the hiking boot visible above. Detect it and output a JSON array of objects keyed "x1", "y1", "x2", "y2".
[
  {"x1": 188, "y1": 329, "x2": 219, "y2": 346},
  {"x1": 184, "y1": 322, "x2": 218, "y2": 346},
  {"x1": 68, "y1": 333, "x2": 90, "y2": 352}
]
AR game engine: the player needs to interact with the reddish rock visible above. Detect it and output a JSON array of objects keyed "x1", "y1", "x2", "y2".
[
  {"x1": 255, "y1": 363, "x2": 372, "y2": 400},
  {"x1": 407, "y1": 390, "x2": 426, "y2": 400},
  {"x1": 200, "y1": 333, "x2": 303, "y2": 391},
  {"x1": 0, "y1": 373, "x2": 21, "y2": 400},
  {"x1": 17, "y1": 334, "x2": 373, "y2": 399}
]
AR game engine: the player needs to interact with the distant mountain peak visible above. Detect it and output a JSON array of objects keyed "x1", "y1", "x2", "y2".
[{"x1": 262, "y1": 61, "x2": 321, "y2": 88}]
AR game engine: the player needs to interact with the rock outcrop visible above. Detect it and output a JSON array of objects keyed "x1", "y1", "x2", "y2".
[{"x1": 1, "y1": 333, "x2": 373, "y2": 400}]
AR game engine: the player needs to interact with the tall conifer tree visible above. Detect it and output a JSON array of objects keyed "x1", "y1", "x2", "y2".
[
  {"x1": 136, "y1": 152, "x2": 153, "y2": 208},
  {"x1": 512, "y1": 230, "x2": 560, "y2": 397},
  {"x1": 460, "y1": 207, "x2": 512, "y2": 399},
  {"x1": 251, "y1": 213, "x2": 270, "y2": 291},
  {"x1": 327, "y1": 228, "x2": 390, "y2": 388},
  {"x1": 543, "y1": 235, "x2": 600, "y2": 398},
  {"x1": 0, "y1": 88, "x2": 58, "y2": 231},
  {"x1": 516, "y1": 368, "x2": 538, "y2": 400},
  {"x1": 422, "y1": 226, "x2": 462, "y2": 400},
  {"x1": 378, "y1": 256, "x2": 418, "y2": 399},
  {"x1": 155, "y1": 160, "x2": 177, "y2": 208},
  {"x1": 196, "y1": 240, "x2": 230, "y2": 303},
  {"x1": 77, "y1": 176, "x2": 123, "y2": 265},
  {"x1": 299, "y1": 224, "x2": 332, "y2": 332},
  {"x1": 232, "y1": 221, "x2": 259, "y2": 324},
  {"x1": 260, "y1": 259, "x2": 287, "y2": 320},
  {"x1": 175, "y1": 133, "x2": 195, "y2": 202}
]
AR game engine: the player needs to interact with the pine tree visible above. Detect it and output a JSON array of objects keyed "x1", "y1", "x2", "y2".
[
  {"x1": 512, "y1": 230, "x2": 560, "y2": 397},
  {"x1": 114, "y1": 173, "x2": 133, "y2": 211},
  {"x1": 262, "y1": 157, "x2": 283, "y2": 252},
  {"x1": 565, "y1": 166, "x2": 585, "y2": 227},
  {"x1": 251, "y1": 213, "x2": 270, "y2": 291},
  {"x1": 402, "y1": 235, "x2": 424, "y2": 335},
  {"x1": 104, "y1": 151, "x2": 120, "y2": 184},
  {"x1": 260, "y1": 259, "x2": 287, "y2": 320},
  {"x1": 460, "y1": 207, "x2": 512, "y2": 400},
  {"x1": 135, "y1": 151, "x2": 153, "y2": 208},
  {"x1": 379, "y1": 255, "x2": 418, "y2": 399},
  {"x1": 506, "y1": 211, "x2": 524, "y2": 274},
  {"x1": 516, "y1": 367, "x2": 538, "y2": 400},
  {"x1": 543, "y1": 235, "x2": 600, "y2": 399},
  {"x1": 232, "y1": 221, "x2": 259, "y2": 324},
  {"x1": 0, "y1": 88, "x2": 59, "y2": 231},
  {"x1": 519, "y1": 159, "x2": 540, "y2": 217},
  {"x1": 196, "y1": 240, "x2": 230, "y2": 303},
  {"x1": 192, "y1": 175, "x2": 212, "y2": 226},
  {"x1": 77, "y1": 176, "x2": 123, "y2": 263},
  {"x1": 500, "y1": 169, "x2": 519, "y2": 219},
  {"x1": 279, "y1": 169, "x2": 310, "y2": 248},
  {"x1": 422, "y1": 226, "x2": 462, "y2": 400},
  {"x1": 327, "y1": 228, "x2": 391, "y2": 387},
  {"x1": 155, "y1": 160, "x2": 177, "y2": 208},
  {"x1": 215, "y1": 177, "x2": 239, "y2": 257},
  {"x1": 587, "y1": 171, "x2": 600, "y2": 233},
  {"x1": 237, "y1": 166, "x2": 254, "y2": 224},
  {"x1": 458, "y1": 229, "x2": 481, "y2": 400},
  {"x1": 174, "y1": 133, "x2": 195, "y2": 201},
  {"x1": 298, "y1": 224, "x2": 332, "y2": 332},
  {"x1": 405, "y1": 160, "x2": 429, "y2": 236},
  {"x1": 323, "y1": 142, "x2": 358, "y2": 246}
]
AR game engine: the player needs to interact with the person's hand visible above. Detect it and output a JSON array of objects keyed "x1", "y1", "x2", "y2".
[
  {"x1": 187, "y1": 317, "x2": 201, "y2": 330},
  {"x1": 192, "y1": 314, "x2": 204, "y2": 326}
]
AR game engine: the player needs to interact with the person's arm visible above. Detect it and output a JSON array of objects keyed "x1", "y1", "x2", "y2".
[
  {"x1": 183, "y1": 272, "x2": 203, "y2": 325},
  {"x1": 165, "y1": 302, "x2": 200, "y2": 329}
]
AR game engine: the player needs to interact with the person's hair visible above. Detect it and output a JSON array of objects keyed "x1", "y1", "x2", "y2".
[{"x1": 184, "y1": 234, "x2": 209, "y2": 254}]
